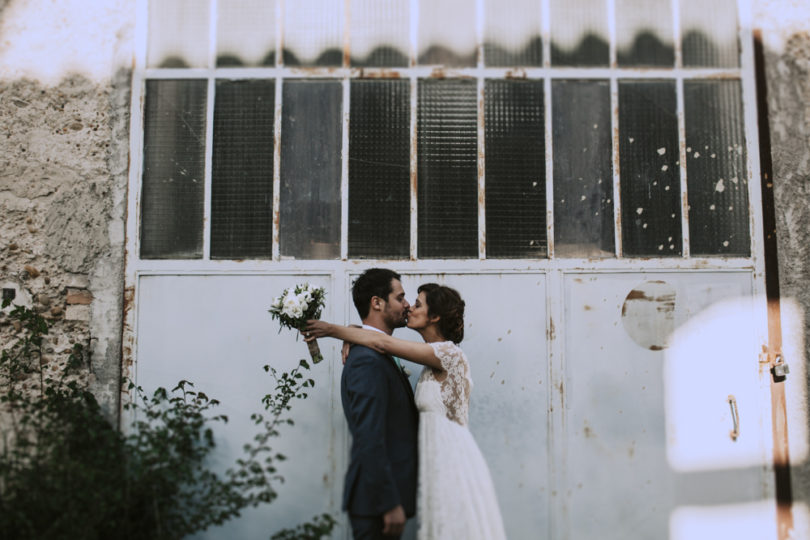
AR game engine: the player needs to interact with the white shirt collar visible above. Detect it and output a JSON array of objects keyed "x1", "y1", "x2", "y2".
[{"x1": 362, "y1": 324, "x2": 387, "y2": 335}]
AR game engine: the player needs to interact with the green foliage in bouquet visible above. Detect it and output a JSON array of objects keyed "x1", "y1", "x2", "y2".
[{"x1": 0, "y1": 299, "x2": 336, "y2": 540}]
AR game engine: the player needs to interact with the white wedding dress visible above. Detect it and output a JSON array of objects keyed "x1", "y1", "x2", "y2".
[{"x1": 414, "y1": 341, "x2": 507, "y2": 540}]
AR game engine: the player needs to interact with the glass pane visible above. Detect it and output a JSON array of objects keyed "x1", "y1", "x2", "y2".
[
  {"x1": 418, "y1": 0, "x2": 476, "y2": 66},
  {"x1": 217, "y1": 0, "x2": 276, "y2": 67},
  {"x1": 417, "y1": 79, "x2": 478, "y2": 258},
  {"x1": 550, "y1": 0, "x2": 609, "y2": 67},
  {"x1": 280, "y1": 81, "x2": 342, "y2": 259},
  {"x1": 685, "y1": 80, "x2": 749, "y2": 255},
  {"x1": 485, "y1": 80, "x2": 546, "y2": 258},
  {"x1": 616, "y1": 0, "x2": 674, "y2": 67},
  {"x1": 283, "y1": 0, "x2": 342, "y2": 66},
  {"x1": 350, "y1": 0, "x2": 409, "y2": 67},
  {"x1": 211, "y1": 80, "x2": 275, "y2": 259},
  {"x1": 681, "y1": 0, "x2": 740, "y2": 68},
  {"x1": 484, "y1": 0, "x2": 542, "y2": 67},
  {"x1": 619, "y1": 80, "x2": 681, "y2": 256},
  {"x1": 147, "y1": 0, "x2": 209, "y2": 68},
  {"x1": 553, "y1": 80, "x2": 614, "y2": 258},
  {"x1": 349, "y1": 80, "x2": 411, "y2": 258},
  {"x1": 141, "y1": 80, "x2": 207, "y2": 259}
]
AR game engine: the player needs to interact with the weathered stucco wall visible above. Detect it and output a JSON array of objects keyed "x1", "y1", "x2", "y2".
[
  {"x1": 755, "y1": 0, "x2": 810, "y2": 537},
  {"x1": 0, "y1": 0, "x2": 133, "y2": 419}
]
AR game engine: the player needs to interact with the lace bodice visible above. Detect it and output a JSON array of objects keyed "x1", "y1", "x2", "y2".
[{"x1": 415, "y1": 341, "x2": 473, "y2": 426}]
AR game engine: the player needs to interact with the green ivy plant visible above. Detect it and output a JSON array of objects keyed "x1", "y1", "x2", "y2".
[{"x1": 0, "y1": 299, "x2": 336, "y2": 540}]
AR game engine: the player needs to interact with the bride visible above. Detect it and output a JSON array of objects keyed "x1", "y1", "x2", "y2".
[{"x1": 305, "y1": 283, "x2": 507, "y2": 540}]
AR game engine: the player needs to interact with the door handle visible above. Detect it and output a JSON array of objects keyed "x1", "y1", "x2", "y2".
[{"x1": 728, "y1": 395, "x2": 739, "y2": 441}]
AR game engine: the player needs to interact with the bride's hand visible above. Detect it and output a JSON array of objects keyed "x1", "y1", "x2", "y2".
[{"x1": 303, "y1": 319, "x2": 331, "y2": 340}]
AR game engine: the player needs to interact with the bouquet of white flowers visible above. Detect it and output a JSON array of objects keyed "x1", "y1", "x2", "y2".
[{"x1": 269, "y1": 283, "x2": 327, "y2": 363}]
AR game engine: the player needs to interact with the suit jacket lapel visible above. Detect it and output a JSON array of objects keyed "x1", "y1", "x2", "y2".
[{"x1": 387, "y1": 354, "x2": 416, "y2": 401}]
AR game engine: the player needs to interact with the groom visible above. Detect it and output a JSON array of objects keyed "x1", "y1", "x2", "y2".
[{"x1": 341, "y1": 268, "x2": 419, "y2": 539}]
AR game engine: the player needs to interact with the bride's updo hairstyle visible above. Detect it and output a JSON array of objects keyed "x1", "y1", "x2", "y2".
[{"x1": 417, "y1": 283, "x2": 465, "y2": 344}]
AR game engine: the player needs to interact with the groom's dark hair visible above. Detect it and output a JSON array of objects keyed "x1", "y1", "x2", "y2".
[{"x1": 352, "y1": 268, "x2": 402, "y2": 319}]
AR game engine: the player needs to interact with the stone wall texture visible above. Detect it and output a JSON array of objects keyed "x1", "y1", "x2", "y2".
[{"x1": 0, "y1": 0, "x2": 133, "y2": 419}]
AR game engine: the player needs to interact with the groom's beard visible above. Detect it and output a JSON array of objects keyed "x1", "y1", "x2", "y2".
[{"x1": 384, "y1": 309, "x2": 408, "y2": 329}]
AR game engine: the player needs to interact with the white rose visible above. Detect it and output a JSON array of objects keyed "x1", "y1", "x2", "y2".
[
  {"x1": 296, "y1": 292, "x2": 311, "y2": 310},
  {"x1": 282, "y1": 295, "x2": 301, "y2": 318}
]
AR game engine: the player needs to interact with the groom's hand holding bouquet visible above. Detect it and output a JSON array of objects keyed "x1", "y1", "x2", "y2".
[{"x1": 268, "y1": 283, "x2": 326, "y2": 363}]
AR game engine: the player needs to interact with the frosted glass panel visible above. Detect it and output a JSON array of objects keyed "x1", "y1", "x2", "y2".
[
  {"x1": 141, "y1": 80, "x2": 207, "y2": 259},
  {"x1": 685, "y1": 80, "x2": 749, "y2": 255},
  {"x1": 417, "y1": 79, "x2": 478, "y2": 258},
  {"x1": 550, "y1": 0, "x2": 609, "y2": 66},
  {"x1": 485, "y1": 80, "x2": 546, "y2": 258},
  {"x1": 349, "y1": 80, "x2": 411, "y2": 258},
  {"x1": 350, "y1": 0, "x2": 409, "y2": 67},
  {"x1": 147, "y1": 0, "x2": 209, "y2": 68},
  {"x1": 211, "y1": 80, "x2": 275, "y2": 259},
  {"x1": 616, "y1": 0, "x2": 674, "y2": 67},
  {"x1": 619, "y1": 80, "x2": 682, "y2": 256},
  {"x1": 553, "y1": 80, "x2": 614, "y2": 258},
  {"x1": 279, "y1": 81, "x2": 342, "y2": 259},
  {"x1": 217, "y1": 0, "x2": 276, "y2": 66},
  {"x1": 418, "y1": 0, "x2": 476, "y2": 66},
  {"x1": 681, "y1": 0, "x2": 740, "y2": 67},
  {"x1": 484, "y1": 0, "x2": 542, "y2": 67},
  {"x1": 283, "y1": 0, "x2": 342, "y2": 66}
]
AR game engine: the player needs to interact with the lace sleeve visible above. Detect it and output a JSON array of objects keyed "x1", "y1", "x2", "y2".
[{"x1": 429, "y1": 341, "x2": 472, "y2": 426}]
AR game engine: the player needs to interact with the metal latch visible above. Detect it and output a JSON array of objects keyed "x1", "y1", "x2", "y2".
[{"x1": 771, "y1": 354, "x2": 790, "y2": 380}]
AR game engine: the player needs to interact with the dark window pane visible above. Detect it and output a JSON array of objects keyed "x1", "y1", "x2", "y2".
[
  {"x1": 619, "y1": 80, "x2": 681, "y2": 256},
  {"x1": 553, "y1": 80, "x2": 614, "y2": 258},
  {"x1": 349, "y1": 80, "x2": 410, "y2": 258},
  {"x1": 211, "y1": 80, "x2": 275, "y2": 259},
  {"x1": 417, "y1": 79, "x2": 478, "y2": 258},
  {"x1": 685, "y1": 80, "x2": 749, "y2": 255},
  {"x1": 141, "y1": 79, "x2": 207, "y2": 259},
  {"x1": 616, "y1": 0, "x2": 674, "y2": 67},
  {"x1": 681, "y1": 0, "x2": 740, "y2": 68},
  {"x1": 483, "y1": 0, "x2": 542, "y2": 67},
  {"x1": 485, "y1": 79, "x2": 546, "y2": 258},
  {"x1": 280, "y1": 80, "x2": 342, "y2": 259},
  {"x1": 550, "y1": 0, "x2": 609, "y2": 67}
]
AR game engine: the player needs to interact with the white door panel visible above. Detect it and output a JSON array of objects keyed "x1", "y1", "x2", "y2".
[
  {"x1": 393, "y1": 272, "x2": 551, "y2": 539},
  {"x1": 561, "y1": 271, "x2": 771, "y2": 540},
  {"x1": 136, "y1": 274, "x2": 342, "y2": 538}
]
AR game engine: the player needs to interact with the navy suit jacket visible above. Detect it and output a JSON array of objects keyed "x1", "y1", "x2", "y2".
[{"x1": 341, "y1": 344, "x2": 419, "y2": 517}]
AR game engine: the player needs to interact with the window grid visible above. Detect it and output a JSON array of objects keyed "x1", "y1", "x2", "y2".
[{"x1": 137, "y1": 0, "x2": 750, "y2": 262}]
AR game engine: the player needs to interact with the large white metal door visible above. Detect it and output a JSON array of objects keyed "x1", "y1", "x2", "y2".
[{"x1": 132, "y1": 265, "x2": 774, "y2": 539}]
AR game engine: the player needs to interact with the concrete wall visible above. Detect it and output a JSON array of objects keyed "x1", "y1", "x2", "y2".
[{"x1": 0, "y1": 0, "x2": 134, "y2": 419}]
